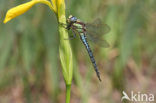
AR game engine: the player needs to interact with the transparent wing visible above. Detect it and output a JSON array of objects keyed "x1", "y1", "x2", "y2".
[
  {"x1": 85, "y1": 18, "x2": 110, "y2": 36},
  {"x1": 86, "y1": 32, "x2": 110, "y2": 48},
  {"x1": 85, "y1": 19, "x2": 110, "y2": 47}
]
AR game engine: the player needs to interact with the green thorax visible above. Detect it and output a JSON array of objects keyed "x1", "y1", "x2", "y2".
[{"x1": 73, "y1": 22, "x2": 84, "y2": 34}]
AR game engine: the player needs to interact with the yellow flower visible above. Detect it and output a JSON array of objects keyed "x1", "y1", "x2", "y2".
[
  {"x1": 3, "y1": 0, "x2": 55, "y2": 23},
  {"x1": 51, "y1": 0, "x2": 57, "y2": 12}
]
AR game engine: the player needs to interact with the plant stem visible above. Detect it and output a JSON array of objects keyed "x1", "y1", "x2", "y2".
[
  {"x1": 57, "y1": 11, "x2": 73, "y2": 103},
  {"x1": 66, "y1": 85, "x2": 71, "y2": 103},
  {"x1": 57, "y1": 1, "x2": 73, "y2": 103}
]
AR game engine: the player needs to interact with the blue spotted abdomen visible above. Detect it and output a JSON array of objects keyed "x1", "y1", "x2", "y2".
[{"x1": 80, "y1": 33, "x2": 101, "y2": 81}]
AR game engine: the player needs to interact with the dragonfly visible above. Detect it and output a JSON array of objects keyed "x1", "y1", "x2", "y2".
[{"x1": 62, "y1": 15, "x2": 110, "y2": 81}]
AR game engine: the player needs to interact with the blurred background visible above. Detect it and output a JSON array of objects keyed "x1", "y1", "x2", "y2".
[{"x1": 0, "y1": 0, "x2": 156, "y2": 103}]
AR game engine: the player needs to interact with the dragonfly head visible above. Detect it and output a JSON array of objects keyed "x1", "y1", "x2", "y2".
[{"x1": 67, "y1": 15, "x2": 77, "y2": 24}]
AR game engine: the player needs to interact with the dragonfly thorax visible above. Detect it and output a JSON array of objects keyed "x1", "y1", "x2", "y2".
[{"x1": 66, "y1": 15, "x2": 80, "y2": 30}]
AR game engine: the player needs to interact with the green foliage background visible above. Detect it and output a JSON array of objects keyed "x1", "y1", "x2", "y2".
[{"x1": 0, "y1": 0, "x2": 156, "y2": 103}]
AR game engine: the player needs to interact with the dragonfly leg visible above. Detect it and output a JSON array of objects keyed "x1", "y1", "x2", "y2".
[
  {"x1": 59, "y1": 22, "x2": 67, "y2": 28},
  {"x1": 64, "y1": 30, "x2": 77, "y2": 40}
]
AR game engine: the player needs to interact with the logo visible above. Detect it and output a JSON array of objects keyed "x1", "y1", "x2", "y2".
[{"x1": 121, "y1": 91, "x2": 155, "y2": 102}]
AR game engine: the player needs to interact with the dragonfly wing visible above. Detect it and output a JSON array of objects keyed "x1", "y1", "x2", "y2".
[
  {"x1": 85, "y1": 18, "x2": 110, "y2": 35},
  {"x1": 85, "y1": 19, "x2": 110, "y2": 47},
  {"x1": 86, "y1": 32, "x2": 110, "y2": 48}
]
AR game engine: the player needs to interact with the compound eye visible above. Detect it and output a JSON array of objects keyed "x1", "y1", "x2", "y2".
[{"x1": 71, "y1": 17, "x2": 77, "y2": 22}]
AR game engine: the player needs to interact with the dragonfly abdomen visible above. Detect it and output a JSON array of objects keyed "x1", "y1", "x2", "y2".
[{"x1": 80, "y1": 33, "x2": 101, "y2": 81}]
